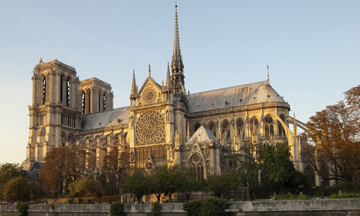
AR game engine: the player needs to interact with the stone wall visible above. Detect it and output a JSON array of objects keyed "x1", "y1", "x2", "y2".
[{"x1": 1, "y1": 199, "x2": 360, "y2": 216}]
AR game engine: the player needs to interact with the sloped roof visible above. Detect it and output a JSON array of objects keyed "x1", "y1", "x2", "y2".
[
  {"x1": 186, "y1": 125, "x2": 217, "y2": 144},
  {"x1": 188, "y1": 80, "x2": 286, "y2": 113},
  {"x1": 81, "y1": 106, "x2": 130, "y2": 131}
]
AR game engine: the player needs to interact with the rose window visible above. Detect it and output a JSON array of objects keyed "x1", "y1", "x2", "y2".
[
  {"x1": 136, "y1": 111, "x2": 165, "y2": 144},
  {"x1": 142, "y1": 88, "x2": 157, "y2": 104}
]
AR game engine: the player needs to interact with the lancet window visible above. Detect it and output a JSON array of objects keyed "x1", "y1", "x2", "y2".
[
  {"x1": 236, "y1": 118, "x2": 244, "y2": 135},
  {"x1": 208, "y1": 121, "x2": 216, "y2": 136},
  {"x1": 248, "y1": 117, "x2": 259, "y2": 137},
  {"x1": 278, "y1": 114, "x2": 286, "y2": 136},
  {"x1": 66, "y1": 78, "x2": 70, "y2": 106},
  {"x1": 222, "y1": 120, "x2": 230, "y2": 141},
  {"x1": 135, "y1": 146, "x2": 167, "y2": 168},
  {"x1": 81, "y1": 91, "x2": 85, "y2": 115},
  {"x1": 189, "y1": 154, "x2": 204, "y2": 181},
  {"x1": 264, "y1": 115, "x2": 274, "y2": 138},
  {"x1": 98, "y1": 91, "x2": 101, "y2": 111},
  {"x1": 103, "y1": 93, "x2": 106, "y2": 111},
  {"x1": 304, "y1": 165, "x2": 315, "y2": 187},
  {"x1": 42, "y1": 77, "x2": 46, "y2": 105},
  {"x1": 60, "y1": 75, "x2": 64, "y2": 103}
]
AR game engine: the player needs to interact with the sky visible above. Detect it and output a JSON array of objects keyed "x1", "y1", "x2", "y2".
[{"x1": 0, "y1": 0, "x2": 359, "y2": 164}]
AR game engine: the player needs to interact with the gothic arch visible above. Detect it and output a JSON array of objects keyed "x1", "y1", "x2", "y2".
[
  {"x1": 304, "y1": 164, "x2": 316, "y2": 187},
  {"x1": 264, "y1": 114, "x2": 274, "y2": 138},
  {"x1": 189, "y1": 153, "x2": 205, "y2": 181}
]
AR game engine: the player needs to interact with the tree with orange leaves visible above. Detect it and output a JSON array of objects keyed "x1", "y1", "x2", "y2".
[{"x1": 302, "y1": 84, "x2": 360, "y2": 183}]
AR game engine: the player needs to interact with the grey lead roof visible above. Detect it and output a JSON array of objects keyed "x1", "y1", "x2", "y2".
[
  {"x1": 186, "y1": 125, "x2": 217, "y2": 144},
  {"x1": 188, "y1": 80, "x2": 286, "y2": 113},
  {"x1": 81, "y1": 106, "x2": 130, "y2": 131}
]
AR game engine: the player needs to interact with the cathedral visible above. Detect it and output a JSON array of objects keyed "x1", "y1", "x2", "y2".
[{"x1": 23, "y1": 5, "x2": 305, "y2": 182}]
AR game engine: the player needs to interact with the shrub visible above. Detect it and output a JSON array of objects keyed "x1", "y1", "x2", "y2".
[
  {"x1": 152, "y1": 202, "x2": 161, "y2": 216},
  {"x1": 348, "y1": 193, "x2": 354, "y2": 198},
  {"x1": 49, "y1": 203, "x2": 55, "y2": 210},
  {"x1": 342, "y1": 193, "x2": 349, "y2": 198},
  {"x1": 331, "y1": 194, "x2": 337, "y2": 199},
  {"x1": 16, "y1": 203, "x2": 29, "y2": 216},
  {"x1": 183, "y1": 197, "x2": 230, "y2": 216},
  {"x1": 286, "y1": 193, "x2": 294, "y2": 199},
  {"x1": 356, "y1": 193, "x2": 360, "y2": 198},
  {"x1": 110, "y1": 202, "x2": 125, "y2": 216}
]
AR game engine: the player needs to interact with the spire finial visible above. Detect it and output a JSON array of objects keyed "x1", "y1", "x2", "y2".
[
  {"x1": 171, "y1": 2, "x2": 184, "y2": 74},
  {"x1": 39, "y1": 57, "x2": 43, "y2": 64},
  {"x1": 267, "y1": 64, "x2": 269, "y2": 81},
  {"x1": 148, "y1": 64, "x2": 151, "y2": 77},
  {"x1": 166, "y1": 62, "x2": 172, "y2": 89},
  {"x1": 131, "y1": 70, "x2": 137, "y2": 97}
]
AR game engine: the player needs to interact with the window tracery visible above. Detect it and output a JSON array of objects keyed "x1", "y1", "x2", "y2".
[
  {"x1": 136, "y1": 111, "x2": 165, "y2": 145},
  {"x1": 189, "y1": 154, "x2": 204, "y2": 181},
  {"x1": 264, "y1": 115, "x2": 274, "y2": 138}
]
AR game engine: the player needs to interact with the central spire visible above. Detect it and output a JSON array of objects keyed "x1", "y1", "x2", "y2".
[{"x1": 171, "y1": 4, "x2": 185, "y2": 97}]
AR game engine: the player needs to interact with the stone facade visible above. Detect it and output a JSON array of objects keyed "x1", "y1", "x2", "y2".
[{"x1": 23, "y1": 5, "x2": 309, "y2": 183}]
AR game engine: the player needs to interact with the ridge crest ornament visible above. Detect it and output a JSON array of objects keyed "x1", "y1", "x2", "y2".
[{"x1": 136, "y1": 111, "x2": 165, "y2": 145}]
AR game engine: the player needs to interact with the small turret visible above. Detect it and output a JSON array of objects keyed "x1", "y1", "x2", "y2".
[{"x1": 130, "y1": 70, "x2": 137, "y2": 100}]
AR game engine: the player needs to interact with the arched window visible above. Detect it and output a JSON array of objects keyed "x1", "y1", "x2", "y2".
[
  {"x1": 304, "y1": 165, "x2": 316, "y2": 187},
  {"x1": 248, "y1": 117, "x2": 259, "y2": 137},
  {"x1": 42, "y1": 77, "x2": 46, "y2": 105},
  {"x1": 222, "y1": 120, "x2": 230, "y2": 140},
  {"x1": 82, "y1": 91, "x2": 85, "y2": 115},
  {"x1": 278, "y1": 114, "x2": 286, "y2": 136},
  {"x1": 236, "y1": 118, "x2": 244, "y2": 135},
  {"x1": 98, "y1": 91, "x2": 101, "y2": 111},
  {"x1": 190, "y1": 154, "x2": 204, "y2": 181},
  {"x1": 264, "y1": 115, "x2": 274, "y2": 138},
  {"x1": 60, "y1": 75, "x2": 64, "y2": 103},
  {"x1": 208, "y1": 121, "x2": 216, "y2": 137},
  {"x1": 103, "y1": 93, "x2": 106, "y2": 111},
  {"x1": 88, "y1": 91, "x2": 91, "y2": 113},
  {"x1": 194, "y1": 123, "x2": 201, "y2": 133},
  {"x1": 66, "y1": 78, "x2": 70, "y2": 106}
]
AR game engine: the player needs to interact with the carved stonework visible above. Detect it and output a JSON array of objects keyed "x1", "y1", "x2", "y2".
[
  {"x1": 142, "y1": 88, "x2": 157, "y2": 104},
  {"x1": 136, "y1": 110, "x2": 165, "y2": 145}
]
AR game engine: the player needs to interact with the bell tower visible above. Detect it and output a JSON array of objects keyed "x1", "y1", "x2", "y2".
[{"x1": 26, "y1": 59, "x2": 81, "y2": 163}]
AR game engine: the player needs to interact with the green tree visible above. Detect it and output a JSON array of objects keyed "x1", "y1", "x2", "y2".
[
  {"x1": 3, "y1": 176, "x2": 33, "y2": 201},
  {"x1": 177, "y1": 166, "x2": 203, "y2": 201},
  {"x1": 121, "y1": 169, "x2": 149, "y2": 202},
  {"x1": 68, "y1": 178, "x2": 103, "y2": 197},
  {"x1": 0, "y1": 163, "x2": 28, "y2": 200},
  {"x1": 260, "y1": 143, "x2": 310, "y2": 195},
  {"x1": 206, "y1": 171, "x2": 239, "y2": 198},
  {"x1": 231, "y1": 143, "x2": 260, "y2": 200}
]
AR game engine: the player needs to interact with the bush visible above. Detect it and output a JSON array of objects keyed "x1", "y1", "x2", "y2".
[
  {"x1": 348, "y1": 193, "x2": 354, "y2": 198},
  {"x1": 183, "y1": 197, "x2": 230, "y2": 216},
  {"x1": 110, "y1": 202, "x2": 125, "y2": 216},
  {"x1": 331, "y1": 194, "x2": 337, "y2": 199},
  {"x1": 356, "y1": 193, "x2": 360, "y2": 198},
  {"x1": 286, "y1": 193, "x2": 294, "y2": 199},
  {"x1": 152, "y1": 202, "x2": 161, "y2": 216},
  {"x1": 342, "y1": 193, "x2": 349, "y2": 198},
  {"x1": 16, "y1": 203, "x2": 29, "y2": 216}
]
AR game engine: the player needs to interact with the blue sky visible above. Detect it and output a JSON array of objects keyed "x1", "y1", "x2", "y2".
[{"x1": 1, "y1": 0, "x2": 359, "y2": 164}]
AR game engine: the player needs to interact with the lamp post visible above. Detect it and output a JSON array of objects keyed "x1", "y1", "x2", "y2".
[{"x1": 320, "y1": 176, "x2": 324, "y2": 199}]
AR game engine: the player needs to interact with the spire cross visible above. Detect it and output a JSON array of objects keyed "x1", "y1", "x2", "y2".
[{"x1": 148, "y1": 64, "x2": 151, "y2": 77}]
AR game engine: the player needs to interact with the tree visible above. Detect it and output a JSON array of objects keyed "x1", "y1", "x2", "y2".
[
  {"x1": 68, "y1": 178, "x2": 103, "y2": 197},
  {"x1": 0, "y1": 163, "x2": 28, "y2": 200},
  {"x1": 120, "y1": 168, "x2": 149, "y2": 202},
  {"x1": 302, "y1": 85, "x2": 360, "y2": 183},
  {"x1": 40, "y1": 145, "x2": 86, "y2": 194},
  {"x1": 177, "y1": 166, "x2": 203, "y2": 201},
  {"x1": 206, "y1": 171, "x2": 239, "y2": 198},
  {"x1": 148, "y1": 165, "x2": 180, "y2": 203},
  {"x1": 260, "y1": 143, "x2": 309, "y2": 195},
  {"x1": 231, "y1": 143, "x2": 260, "y2": 200},
  {"x1": 3, "y1": 176, "x2": 33, "y2": 201},
  {"x1": 102, "y1": 147, "x2": 130, "y2": 194}
]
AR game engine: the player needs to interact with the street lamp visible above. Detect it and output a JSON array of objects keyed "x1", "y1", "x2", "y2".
[{"x1": 320, "y1": 176, "x2": 324, "y2": 199}]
